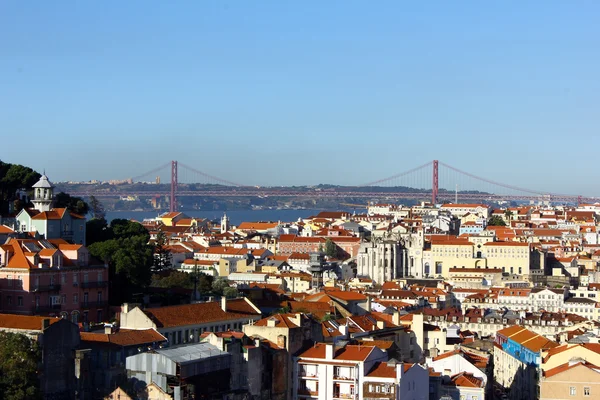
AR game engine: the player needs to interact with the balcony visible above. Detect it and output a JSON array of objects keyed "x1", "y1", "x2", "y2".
[
  {"x1": 61, "y1": 230, "x2": 74, "y2": 237},
  {"x1": 31, "y1": 284, "x2": 62, "y2": 292},
  {"x1": 32, "y1": 304, "x2": 62, "y2": 314},
  {"x1": 299, "y1": 372, "x2": 318, "y2": 380},
  {"x1": 81, "y1": 301, "x2": 108, "y2": 309},
  {"x1": 333, "y1": 375, "x2": 355, "y2": 381},
  {"x1": 333, "y1": 393, "x2": 355, "y2": 399},
  {"x1": 81, "y1": 281, "x2": 108, "y2": 289},
  {"x1": 297, "y1": 390, "x2": 319, "y2": 398}
]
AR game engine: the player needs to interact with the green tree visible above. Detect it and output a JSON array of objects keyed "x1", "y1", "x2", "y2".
[
  {"x1": 53, "y1": 192, "x2": 89, "y2": 215},
  {"x1": 0, "y1": 161, "x2": 41, "y2": 214},
  {"x1": 223, "y1": 286, "x2": 239, "y2": 298},
  {"x1": 487, "y1": 215, "x2": 507, "y2": 226},
  {"x1": 89, "y1": 195, "x2": 106, "y2": 220},
  {"x1": 324, "y1": 238, "x2": 337, "y2": 258},
  {"x1": 151, "y1": 270, "x2": 193, "y2": 289},
  {"x1": 153, "y1": 231, "x2": 172, "y2": 272},
  {"x1": 212, "y1": 277, "x2": 231, "y2": 295},
  {"x1": 86, "y1": 218, "x2": 111, "y2": 245},
  {"x1": 0, "y1": 331, "x2": 42, "y2": 400},
  {"x1": 504, "y1": 209, "x2": 514, "y2": 225},
  {"x1": 88, "y1": 219, "x2": 154, "y2": 304},
  {"x1": 197, "y1": 273, "x2": 214, "y2": 294}
]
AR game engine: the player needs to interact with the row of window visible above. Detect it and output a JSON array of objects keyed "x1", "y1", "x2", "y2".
[
  {"x1": 167, "y1": 321, "x2": 245, "y2": 345},
  {"x1": 3, "y1": 271, "x2": 104, "y2": 288},
  {"x1": 0, "y1": 291, "x2": 103, "y2": 307}
]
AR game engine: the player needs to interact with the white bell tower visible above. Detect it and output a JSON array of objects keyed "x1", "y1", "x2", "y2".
[
  {"x1": 31, "y1": 173, "x2": 54, "y2": 212},
  {"x1": 220, "y1": 213, "x2": 229, "y2": 234}
]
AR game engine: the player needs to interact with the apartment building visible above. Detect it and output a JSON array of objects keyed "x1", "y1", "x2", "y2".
[
  {"x1": 493, "y1": 326, "x2": 559, "y2": 400},
  {"x1": 293, "y1": 343, "x2": 388, "y2": 400},
  {"x1": 0, "y1": 238, "x2": 108, "y2": 323},
  {"x1": 540, "y1": 361, "x2": 600, "y2": 400}
]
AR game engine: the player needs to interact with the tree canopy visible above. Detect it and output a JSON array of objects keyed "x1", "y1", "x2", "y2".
[
  {"x1": 324, "y1": 238, "x2": 337, "y2": 258},
  {"x1": 88, "y1": 219, "x2": 154, "y2": 304},
  {"x1": 0, "y1": 331, "x2": 42, "y2": 400},
  {"x1": 152, "y1": 231, "x2": 172, "y2": 272},
  {"x1": 0, "y1": 160, "x2": 41, "y2": 214},
  {"x1": 88, "y1": 195, "x2": 106, "y2": 220},
  {"x1": 487, "y1": 215, "x2": 507, "y2": 226},
  {"x1": 53, "y1": 192, "x2": 89, "y2": 215}
]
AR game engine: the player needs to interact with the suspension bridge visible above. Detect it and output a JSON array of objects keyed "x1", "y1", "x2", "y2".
[{"x1": 66, "y1": 160, "x2": 598, "y2": 212}]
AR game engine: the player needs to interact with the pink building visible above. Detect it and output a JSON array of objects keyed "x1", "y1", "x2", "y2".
[{"x1": 0, "y1": 238, "x2": 108, "y2": 323}]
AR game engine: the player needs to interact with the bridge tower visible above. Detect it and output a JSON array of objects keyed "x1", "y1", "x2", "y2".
[
  {"x1": 432, "y1": 160, "x2": 439, "y2": 205},
  {"x1": 170, "y1": 160, "x2": 178, "y2": 212}
]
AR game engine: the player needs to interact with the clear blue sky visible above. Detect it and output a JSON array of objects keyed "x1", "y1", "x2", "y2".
[{"x1": 1, "y1": 1, "x2": 599, "y2": 194}]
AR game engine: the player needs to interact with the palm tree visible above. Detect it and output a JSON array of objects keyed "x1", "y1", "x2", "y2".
[{"x1": 504, "y1": 209, "x2": 514, "y2": 225}]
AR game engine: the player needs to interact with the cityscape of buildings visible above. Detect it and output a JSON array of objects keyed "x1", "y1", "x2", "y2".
[{"x1": 1, "y1": 173, "x2": 600, "y2": 399}]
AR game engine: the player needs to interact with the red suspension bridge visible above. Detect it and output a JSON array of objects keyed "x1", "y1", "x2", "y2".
[{"x1": 68, "y1": 160, "x2": 598, "y2": 212}]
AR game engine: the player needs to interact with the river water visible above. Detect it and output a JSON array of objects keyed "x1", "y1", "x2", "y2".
[{"x1": 105, "y1": 209, "x2": 364, "y2": 226}]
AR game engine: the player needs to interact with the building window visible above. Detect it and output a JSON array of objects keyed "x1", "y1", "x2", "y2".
[
  {"x1": 73, "y1": 294, "x2": 78, "y2": 304},
  {"x1": 584, "y1": 387, "x2": 590, "y2": 396},
  {"x1": 570, "y1": 387, "x2": 576, "y2": 396},
  {"x1": 73, "y1": 274, "x2": 78, "y2": 285},
  {"x1": 6, "y1": 296, "x2": 12, "y2": 305},
  {"x1": 17, "y1": 296, "x2": 23, "y2": 306}
]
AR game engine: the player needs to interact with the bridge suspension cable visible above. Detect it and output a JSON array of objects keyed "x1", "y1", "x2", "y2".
[
  {"x1": 439, "y1": 161, "x2": 547, "y2": 196},
  {"x1": 177, "y1": 162, "x2": 245, "y2": 187},
  {"x1": 359, "y1": 161, "x2": 433, "y2": 187},
  {"x1": 130, "y1": 162, "x2": 171, "y2": 182}
]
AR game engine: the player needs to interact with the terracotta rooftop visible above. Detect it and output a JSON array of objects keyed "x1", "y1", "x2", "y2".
[
  {"x1": 366, "y1": 361, "x2": 412, "y2": 378},
  {"x1": 141, "y1": 301, "x2": 257, "y2": 328},
  {"x1": 80, "y1": 328, "x2": 166, "y2": 346},
  {"x1": 0, "y1": 314, "x2": 60, "y2": 331}
]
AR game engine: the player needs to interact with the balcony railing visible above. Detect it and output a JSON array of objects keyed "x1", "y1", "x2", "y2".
[
  {"x1": 298, "y1": 390, "x2": 319, "y2": 397},
  {"x1": 62, "y1": 230, "x2": 74, "y2": 236},
  {"x1": 81, "y1": 281, "x2": 108, "y2": 289},
  {"x1": 333, "y1": 375, "x2": 355, "y2": 381},
  {"x1": 31, "y1": 284, "x2": 62, "y2": 292},
  {"x1": 81, "y1": 301, "x2": 108, "y2": 309},
  {"x1": 32, "y1": 304, "x2": 62, "y2": 313},
  {"x1": 299, "y1": 371, "x2": 318, "y2": 379}
]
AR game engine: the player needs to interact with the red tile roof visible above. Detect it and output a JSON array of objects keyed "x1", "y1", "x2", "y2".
[
  {"x1": 142, "y1": 301, "x2": 256, "y2": 328},
  {"x1": 80, "y1": 328, "x2": 166, "y2": 346},
  {"x1": 0, "y1": 314, "x2": 60, "y2": 331}
]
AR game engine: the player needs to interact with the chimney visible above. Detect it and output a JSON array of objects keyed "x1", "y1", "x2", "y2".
[
  {"x1": 104, "y1": 324, "x2": 113, "y2": 335},
  {"x1": 395, "y1": 362, "x2": 405, "y2": 382},
  {"x1": 392, "y1": 310, "x2": 400, "y2": 326},
  {"x1": 325, "y1": 343, "x2": 334, "y2": 360},
  {"x1": 122, "y1": 303, "x2": 130, "y2": 314},
  {"x1": 376, "y1": 320, "x2": 386, "y2": 330},
  {"x1": 267, "y1": 318, "x2": 277, "y2": 327},
  {"x1": 339, "y1": 322, "x2": 349, "y2": 339},
  {"x1": 366, "y1": 296, "x2": 372, "y2": 312},
  {"x1": 42, "y1": 318, "x2": 50, "y2": 331},
  {"x1": 221, "y1": 296, "x2": 227, "y2": 312}
]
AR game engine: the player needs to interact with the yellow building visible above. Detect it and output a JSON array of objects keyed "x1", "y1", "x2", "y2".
[
  {"x1": 482, "y1": 242, "x2": 530, "y2": 275},
  {"x1": 426, "y1": 238, "x2": 533, "y2": 279},
  {"x1": 542, "y1": 343, "x2": 600, "y2": 372},
  {"x1": 541, "y1": 362, "x2": 600, "y2": 400},
  {"x1": 428, "y1": 238, "x2": 478, "y2": 277},
  {"x1": 159, "y1": 212, "x2": 187, "y2": 227}
]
